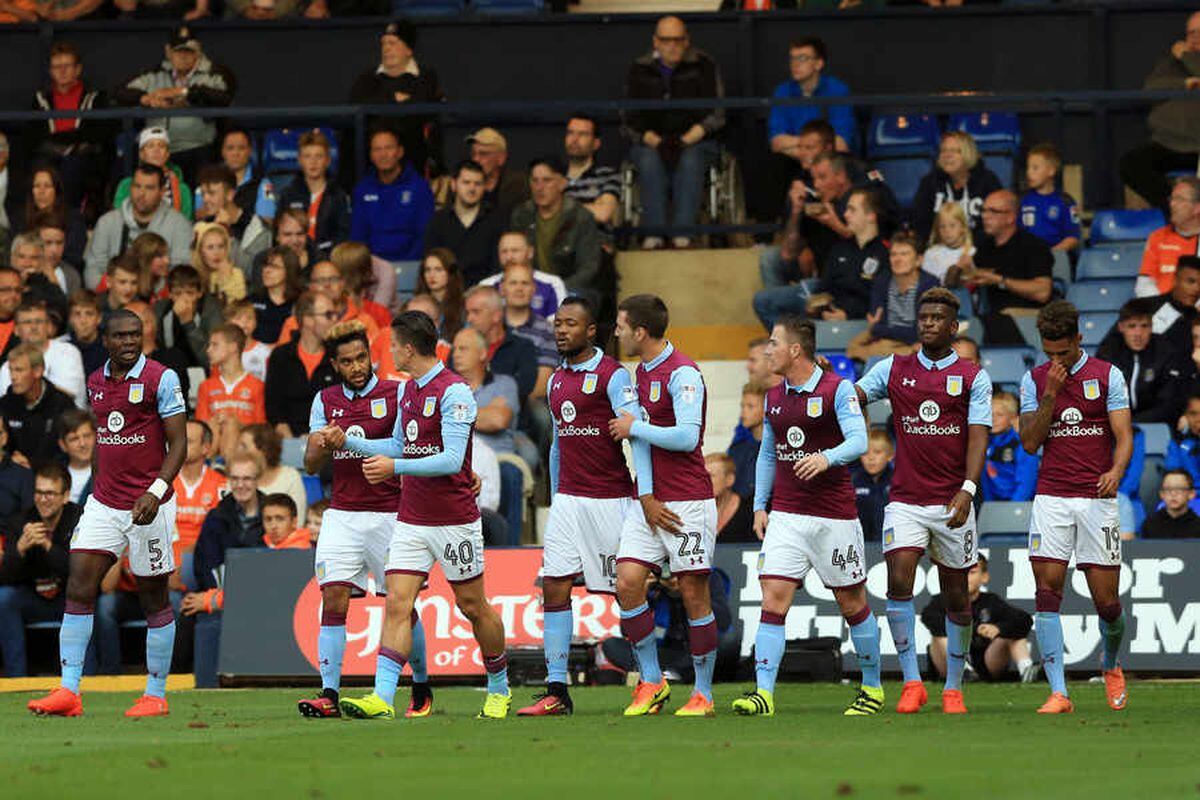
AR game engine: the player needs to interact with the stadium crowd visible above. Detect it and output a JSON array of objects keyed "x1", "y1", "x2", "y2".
[{"x1": 0, "y1": 6, "x2": 1198, "y2": 686}]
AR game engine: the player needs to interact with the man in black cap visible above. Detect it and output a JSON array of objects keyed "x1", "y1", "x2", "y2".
[{"x1": 349, "y1": 19, "x2": 446, "y2": 177}]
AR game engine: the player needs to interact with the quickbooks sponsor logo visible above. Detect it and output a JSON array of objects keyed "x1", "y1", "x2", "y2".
[
  {"x1": 556, "y1": 424, "x2": 601, "y2": 437},
  {"x1": 1049, "y1": 424, "x2": 1106, "y2": 438},
  {"x1": 900, "y1": 416, "x2": 961, "y2": 436},
  {"x1": 97, "y1": 433, "x2": 148, "y2": 446},
  {"x1": 403, "y1": 443, "x2": 442, "y2": 456},
  {"x1": 332, "y1": 450, "x2": 362, "y2": 460}
]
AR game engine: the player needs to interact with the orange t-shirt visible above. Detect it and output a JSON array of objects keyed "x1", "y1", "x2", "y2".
[
  {"x1": 0, "y1": 320, "x2": 14, "y2": 355},
  {"x1": 370, "y1": 327, "x2": 450, "y2": 381},
  {"x1": 263, "y1": 527, "x2": 312, "y2": 550},
  {"x1": 362, "y1": 298, "x2": 392, "y2": 330},
  {"x1": 195, "y1": 372, "x2": 267, "y2": 426},
  {"x1": 0, "y1": 0, "x2": 36, "y2": 23},
  {"x1": 173, "y1": 466, "x2": 228, "y2": 556},
  {"x1": 275, "y1": 299, "x2": 381, "y2": 346},
  {"x1": 1140, "y1": 225, "x2": 1200, "y2": 294},
  {"x1": 297, "y1": 343, "x2": 325, "y2": 380}
]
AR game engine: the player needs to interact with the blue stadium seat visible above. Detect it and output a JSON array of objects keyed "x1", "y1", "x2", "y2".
[
  {"x1": 262, "y1": 127, "x2": 340, "y2": 177},
  {"x1": 1140, "y1": 423, "x2": 1173, "y2": 458},
  {"x1": 1090, "y1": 209, "x2": 1164, "y2": 244},
  {"x1": 1079, "y1": 311, "x2": 1116, "y2": 348},
  {"x1": 875, "y1": 158, "x2": 932, "y2": 208},
  {"x1": 302, "y1": 474, "x2": 326, "y2": 506},
  {"x1": 393, "y1": 0, "x2": 465, "y2": 15},
  {"x1": 978, "y1": 501, "x2": 1032, "y2": 535},
  {"x1": 473, "y1": 0, "x2": 544, "y2": 13},
  {"x1": 814, "y1": 319, "x2": 869, "y2": 351},
  {"x1": 948, "y1": 112, "x2": 1021, "y2": 155},
  {"x1": 1012, "y1": 314, "x2": 1040, "y2": 349},
  {"x1": 1076, "y1": 247, "x2": 1142, "y2": 280},
  {"x1": 1066, "y1": 279, "x2": 1135, "y2": 312},
  {"x1": 983, "y1": 154, "x2": 1014, "y2": 186},
  {"x1": 866, "y1": 114, "x2": 940, "y2": 158},
  {"x1": 1140, "y1": 455, "x2": 1165, "y2": 516},
  {"x1": 980, "y1": 347, "x2": 1033, "y2": 388},
  {"x1": 818, "y1": 352, "x2": 858, "y2": 382}
]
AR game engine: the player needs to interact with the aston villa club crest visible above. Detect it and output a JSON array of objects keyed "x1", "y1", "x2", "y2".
[
  {"x1": 946, "y1": 375, "x2": 963, "y2": 397},
  {"x1": 371, "y1": 398, "x2": 388, "y2": 419},
  {"x1": 649, "y1": 381, "x2": 662, "y2": 403},
  {"x1": 807, "y1": 396, "x2": 823, "y2": 417},
  {"x1": 422, "y1": 396, "x2": 438, "y2": 417},
  {"x1": 883, "y1": 528, "x2": 895, "y2": 546},
  {"x1": 582, "y1": 374, "x2": 598, "y2": 395},
  {"x1": 128, "y1": 383, "x2": 145, "y2": 404},
  {"x1": 1030, "y1": 534, "x2": 1041, "y2": 552},
  {"x1": 1083, "y1": 379, "x2": 1100, "y2": 401}
]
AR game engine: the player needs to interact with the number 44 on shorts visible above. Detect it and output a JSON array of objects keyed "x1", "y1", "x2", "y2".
[{"x1": 831, "y1": 545, "x2": 860, "y2": 572}]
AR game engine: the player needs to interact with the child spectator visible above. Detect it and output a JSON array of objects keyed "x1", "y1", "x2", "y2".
[
  {"x1": 922, "y1": 201, "x2": 974, "y2": 285},
  {"x1": 851, "y1": 429, "x2": 893, "y2": 542},
  {"x1": 1141, "y1": 469, "x2": 1200, "y2": 539},
  {"x1": 306, "y1": 499, "x2": 329, "y2": 545},
  {"x1": 193, "y1": 222, "x2": 246, "y2": 304},
  {"x1": 983, "y1": 390, "x2": 1039, "y2": 502},
  {"x1": 726, "y1": 382, "x2": 764, "y2": 499},
  {"x1": 238, "y1": 423, "x2": 307, "y2": 522},
  {"x1": 224, "y1": 300, "x2": 271, "y2": 381},
  {"x1": 260, "y1": 493, "x2": 312, "y2": 550},
  {"x1": 1018, "y1": 143, "x2": 1081, "y2": 252},
  {"x1": 99, "y1": 257, "x2": 141, "y2": 319},
  {"x1": 1165, "y1": 394, "x2": 1200, "y2": 486},
  {"x1": 172, "y1": 419, "x2": 227, "y2": 570},
  {"x1": 196, "y1": 323, "x2": 267, "y2": 459},
  {"x1": 706, "y1": 452, "x2": 755, "y2": 542},
  {"x1": 846, "y1": 231, "x2": 939, "y2": 361},
  {"x1": 67, "y1": 289, "x2": 108, "y2": 376},
  {"x1": 921, "y1": 554, "x2": 1037, "y2": 682},
  {"x1": 154, "y1": 264, "x2": 223, "y2": 369},
  {"x1": 56, "y1": 409, "x2": 95, "y2": 505},
  {"x1": 249, "y1": 246, "x2": 301, "y2": 345},
  {"x1": 275, "y1": 129, "x2": 351, "y2": 260},
  {"x1": 1096, "y1": 298, "x2": 1187, "y2": 425}
]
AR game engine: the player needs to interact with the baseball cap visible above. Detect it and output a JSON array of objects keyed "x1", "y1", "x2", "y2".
[
  {"x1": 381, "y1": 19, "x2": 417, "y2": 50},
  {"x1": 139, "y1": 126, "x2": 170, "y2": 149},
  {"x1": 466, "y1": 128, "x2": 507, "y2": 152},
  {"x1": 167, "y1": 26, "x2": 201, "y2": 52}
]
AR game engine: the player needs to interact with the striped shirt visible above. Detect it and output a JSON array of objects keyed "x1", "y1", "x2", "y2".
[{"x1": 566, "y1": 162, "x2": 620, "y2": 241}]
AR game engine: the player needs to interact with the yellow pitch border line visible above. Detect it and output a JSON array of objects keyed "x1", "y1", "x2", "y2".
[{"x1": 0, "y1": 675, "x2": 196, "y2": 693}]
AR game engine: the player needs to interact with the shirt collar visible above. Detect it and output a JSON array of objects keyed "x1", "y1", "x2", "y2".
[
  {"x1": 415, "y1": 361, "x2": 444, "y2": 388},
  {"x1": 342, "y1": 373, "x2": 379, "y2": 400},
  {"x1": 643, "y1": 341, "x2": 674, "y2": 371},
  {"x1": 1069, "y1": 351, "x2": 1088, "y2": 376},
  {"x1": 785, "y1": 365, "x2": 823, "y2": 394},
  {"x1": 104, "y1": 353, "x2": 147, "y2": 380},
  {"x1": 375, "y1": 58, "x2": 421, "y2": 77},
  {"x1": 916, "y1": 349, "x2": 959, "y2": 371},
  {"x1": 564, "y1": 347, "x2": 604, "y2": 372}
]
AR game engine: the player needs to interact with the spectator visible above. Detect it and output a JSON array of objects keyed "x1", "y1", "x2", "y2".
[
  {"x1": 0, "y1": 301, "x2": 85, "y2": 406},
  {"x1": 264, "y1": 291, "x2": 338, "y2": 438},
  {"x1": 846, "y1": 231, "x2": 939, "y2": 361},
  {"x1": 757, "y1": 178, "x2": 821, "y2": 305},
  {"x1": 276, "y1": 130, "x2": 351, "y2": 260},
  {"x1": 172, "y1": 419, "x2": 226, "y2": 568},
  {"x1": 983, "y1": 390, "x2": 1038, "y2": 503},
  {"x1": 195, "y1": 128, "x2": 274, "y2": 224},
  {"x1": 224, "y1": 299, "x2": 271, "y2": 381},
  {"x1": 706, "y1": 452, "x2": 754, "y2": 543},
  {"x1": 19, "y1": 167, "x2": 86, "y2": 269},
  {"x1": 850, "y1": 428, "x2": 893, "y2": 543},
  {"x1": 113, "y1": 27, "x2": 236, "y2": 182},
  {"x1": 1185, "y1": 316, "x2": 1200, "y2": 399},
  {"x1": 1142, "y1": 255, "x2": 1200, "y2": 357},
  {"x1": 464, "y1": 285, "x2": 538, "y2": 406},
  {"x1": 911, "y1": 131, "x2": 1004, "y2": 241},
  {"x1": 466, "y1": 127, "x2": 528, "y2": 220},
  {"x1": 490, "y1": 231, "x2": 569, "y2": 320},
  {"x1": 197, "y1": 323, "x2": 268, "y2": 459},
  {"x1": 370, "y1": 293, "x2": 453, "y2": 383},
  {"x1": 1137, "y1": 178, "x2": 1200, "y2": 298},
  {"x1": 0, "y1": 268, "x2": 20, "y2": 359},
  {"x1": 1165, "y1": 394, "x2": 1200, "y2": 486},
  {"x1": 306, "y1": 499, "x2": 328, "y2": 544},
  {"x1": 27, "y1": 43, "x2": 111, "y2": 216},
  {"x1": 99, "y1": 231, "x2": 171, "y2": 303},
  {"x1": 195, "y1": 164, "x2": 269, "y2": 272},
  {"x1": 953, "y1": 190, "x2": 1053, "y2": 346},
  {"x1": 1019, "y1": 143, "x2": 1081, "y2": 252},
  {"x1": 123, "y1": 300, "x2": 193, "y2": 403},
  {"x1": 99, "y1": 258, "x2": 141, "y2": 319},
  {"x1": 423, "y1": 160, "x2": 503, "y2": 287},
  {"x1": 510, "y1": 157, "x2": 603, "y2": 303},
  {"x1": 1097, "y1": 298, "x2": 1187, "y2": 425},
  {"x1": 0, "y1": 343, "x2": 76, "y2": 468},
  {"x1": 249, "y1": 245, "x2": 301, "y2": 345},
  {"x1": 350, "y1": 127, "x2": 434, "y2": 264},
  {"x1": 153, "y1": 264, "x2": 223, "y2": 369},
  {"x1": 623, "y1": 15, "x2": 724, "y2": 250},
  {"x1": 10, "y1": 232, "x2": 68, "y2": 332},
  {"x1": 35, "y1": 214, "x2": 84, "y2": 300},
  {"x1": 726, "y1": 382, "x2": 764, "y2": 499},
  {"x1": 471, "y1": 434, "x2": 507, "y2": 547},
  {"x1": 807, "y1": 186, "x2": 889, "y2": 322},
  {"x1": 745, "y1": 337, "x2": 782, "y2": 390},
  {"x1": 499, "y1": 261, "x2": 556, "y2": 399},
  {"x1": 921, "y1": 555, "x2": 1036, "y2": 683},
  {"x1": 224, "y1": 0, "x2": 306, "y2": 20},
  {"x1": 111, "y1": 0, "x2": 208, "y2": 25},
  {"x1": 193, "y1": 222, "x2": 247, "y2": 305},
  {"x1": 251, "y1": 209, "x2": 315, "y2": 289},
  {"x1": 415, "y1": 248, "x2": 465, "y2": 338},
  {"x1": 564, "y1": 114, "x2": 621, "y2": 246},
  {"x1": 1142, "y1": 469, "x2": 1200, "y2": 539},
  {"x1": 260, "y1": 494, "x2": 311, "y2": 550},
  {"x1": 111, "y1": 127, "x2": 194, "y2": 220},
  {"x1": 274, "y1": 260, "x2": 380, "y2": 344},
  {"x1": 451, "y1": 326, "x2": 523, "y2": 542},
  {"x1": 922, "y1": 201, "x2": 974, "y2": 285},
  {"x1": 0, "y1": 463, "x2": 80, "y2": 677},
  {"x1": 56, "y1": 409, "x2": 94, "y2": 505},
  {"x1": 330, "y1": 241, "x2": 390, "y2": 330},
  {"x1": 348, "y1": 19, "x2": 446, "y2": 176},
  {"x1": 1120, "y1": 12, "x2": 1200, "y2": 212},
  {"x1": 84, "y1": 163, "x2": 191, "y2": 288}
]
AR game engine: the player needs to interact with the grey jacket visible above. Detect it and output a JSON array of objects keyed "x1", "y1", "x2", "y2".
[
  {"x1": 84, "y1": 199, "x2": 193, "y2": 288},
  {"x1": 1145, "y1": 51, "x2": 1200, "y2": 152},
  {"x1": 114, "y1": 54, "x2": 235, "y2": 153}
]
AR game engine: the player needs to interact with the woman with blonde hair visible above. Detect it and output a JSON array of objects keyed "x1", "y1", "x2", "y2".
[
  {"x1": 193, "y1": 222, "x2": 247, "y2": 304},
  {"x1": 923, "y1": 201, "x2": 975, "y2": 285},
  {"x1": 911, "y1": 130, "x2": 1003, "y2": 241}
]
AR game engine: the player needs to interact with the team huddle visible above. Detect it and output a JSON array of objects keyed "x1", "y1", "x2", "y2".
[{"x1": 24, "y1": 288, "x2": 1131, "y2": 720}]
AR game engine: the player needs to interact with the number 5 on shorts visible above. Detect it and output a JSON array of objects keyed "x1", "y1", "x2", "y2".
[{"x1": 148, "y1": 538, "x2": 163, "y2": 572}]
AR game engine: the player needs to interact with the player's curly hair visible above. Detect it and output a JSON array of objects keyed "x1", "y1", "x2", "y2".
[
  {"x1": 1036, "y1": 300, "x2": 1079, "y2": 341},
  {"x1": 324, "y1": 319, "x2": 369, "y2": 356},
  {"x1": 917, "y1": 287, "x2": 960, "y2": 315}
]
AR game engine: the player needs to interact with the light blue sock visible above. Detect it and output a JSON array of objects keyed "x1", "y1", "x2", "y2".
[
  {"x1": 59, "y1": 611, "x2": 93, "y2": 694},
  {"x1": 689, "y1": 613, "x2": 717, "y2": 702},
  {"x1": 375, "y1": 648, "x2": 405, "y2": 706},
  {"x1": 944, "y1": 615, "x2": 972, "y2": 692},
  {"x1": 754, "y1": 620, "x2": 786, "y2": 694},
  {"x1": 144, "y1": 610, "x2": 175, "y2": 699},
  {"x1": 409, "y1": 618, "x2": 428, "y2": 683},
  {"x1": 1036, "y1": 612, "x2": 1068, "y2": 696},
  {"x1": 543, "y1": 608, "x2": 573, "y2": 685},
  {"x1": 886, "y1": 599, "x2": 921, "y2": 683},
  {"x1": 317, "y1": 624, "x2": 346, "y2": 692},
  {"x1": 620, "y1": 602, "x2": 662, "y2": 684},
  {"x1": 483, "y1": 653, "x2": 509, "y2": 695},
  {"x1": 850, "y1": 614, "x2": 882, "y2": 690}
]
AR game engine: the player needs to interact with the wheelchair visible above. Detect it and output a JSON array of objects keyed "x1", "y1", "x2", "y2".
[{"x1": 620, "y1": 145, "x2": 747, "y2": 247}]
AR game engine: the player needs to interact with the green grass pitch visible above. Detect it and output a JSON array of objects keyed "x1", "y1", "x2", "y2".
[{"x1": 2, "y1": 682, "x2": 1197, "y2": 799}]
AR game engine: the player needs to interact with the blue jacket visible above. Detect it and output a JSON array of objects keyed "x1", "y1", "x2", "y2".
[
  {"x1": 983, "y1": 427, "x2": 1039, "y2": 502},
  {"x1": 350, "y1": 164, "x2": 435, "y2": 262},
  {"x1": 767, "y1": 75, "x2": 856, "y2": 152},
  {"x1": 851, "y1": 462, "x2": 891, "y2": 543},
  {"x1": 1164, "y1": 432, "x2": 1200, "y2": 487},
  {"x1": 727, "y1": 432, "x2": 761, "y2": 499}
]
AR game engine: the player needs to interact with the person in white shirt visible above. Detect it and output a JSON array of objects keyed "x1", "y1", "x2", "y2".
[
  {"x1": 0, "y1": 301, "x2": 86, "y2": 407},
  {"x1": 56, "y1": 408, "x2": 95, "y2": 504}
]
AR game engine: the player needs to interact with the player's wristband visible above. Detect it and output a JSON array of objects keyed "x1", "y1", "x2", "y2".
[
  {"x1": 147, "y1": 479, "x2": 169, "y2": 500},
  {"x1": 961, "y1": 479, "x2": 978, "y2": 498}
]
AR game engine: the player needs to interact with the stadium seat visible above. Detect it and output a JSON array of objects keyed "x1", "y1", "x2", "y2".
[
  {"x1": 1140, "y1": 423, "x2": 1173, "y2": 458},
  {"x1": 1066, "y1": 279, "x2": 1135, "y2": 313},
  {"x1": 392, "y1": 0, "x2": 465, "y2": 15},
  {"x1": 948, "y1": 112, "x2": 1021, "y2": 155},
  {"x1": 1051, "y1": 249, "x2": 1071, "y2": 283},
  {"x1": 980, "y1": 347, "x2": 1033, "y2": 388},
  {"x1": 1076, "y1": 247, "x2": 1142, "y2": 280},
  {"x1": 866, "y1": 398, "x2": 892, "y2": 424},
  {"x1": 302, "y1": 474, "x2": 325, "y2": 506},
  {"x1": 866, "y1": 114, "x2": 940, "y2": 158},
  {"x1": 978, "y1": 501, "x2": 1032, "y2": 536},
  {"x1": 814, "y1": 319, "x2": 869, "y2": 351},
  {"x1": 818, "y1": 352, "x2": 858, "y2": 382},
  {"x1": 281, "y1": 437, "x2": 305, "y2": 469},
  {"x1": 873, "y1": 158, "x2": 929, "y2": 209},
  {"x1": 1079, "y1": 311, "x2": 1117, "y2": 348},
  {"x1": 262, "y1": 127, "x2": 340, "y2": 177},
  {"x1": 1011, "y1": 314, "x2": 1040, "y2": 349},
  {"x1": 1089, "y1": 209, "x2": 1165, "y2": 244},
  {"x1": 473, "y1": 0, "x2": 545, "y2": 13}
]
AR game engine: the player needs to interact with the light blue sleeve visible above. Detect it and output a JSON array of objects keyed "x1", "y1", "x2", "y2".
[
  {"x1": 821, "y1": 380, "x2": 868, "y2": 467},
  {"x1": 308, "y1": 392, "x2": 327, "y2": 433},
  {"x1": 632, "y1": 437, "x2": 654, "y2": 497},
  {"x1": 629, "y1": 365, "x2": 703, "y2": 452},
  {"x1": 394, "y1": 384, "x2": 477, "y2": 477},
  {"x1": 606, "y1": 367, "x2": 639, "y2": 418},
  {"x1": 855, "y1": 355, "x2": 894, "y2": 404},
  {"x1": 548, "y1": 423, "x2": 560, "y2": 497},
  {"x1": 1019, "y1": 371, "x2": 1037, "y2": 415},
  {"x1": 1107, "y1": 365, "x2": 1130, "y2": 412},
  {"x1": 156, "y1": 369, "x2": 186, "y2": 418},
  {"x1": 753, "y1": 397, "x2": 776, "y2": 512},
  {"x1": 344, "y1": 383, "x2": 407, "y2": 459},
  {"x1": 968, "y1": 369, "x2": 994, "y2": 427}
]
